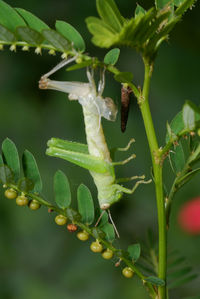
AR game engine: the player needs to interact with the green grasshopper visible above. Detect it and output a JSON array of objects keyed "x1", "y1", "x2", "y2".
[{"x1": 39, "y1": 58, "x2": 151, "y2": 210}]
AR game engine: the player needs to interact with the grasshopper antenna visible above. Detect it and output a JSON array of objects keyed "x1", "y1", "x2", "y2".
[
  {"x1": 41, "y1": 56, "x2": 77, "y2": 79},
  {"x1": 108, "y1": 209, "x2": 120, "y2": 238},
  {"x1": 95, "y1": 210, "x2": 106, "y2": 227}
]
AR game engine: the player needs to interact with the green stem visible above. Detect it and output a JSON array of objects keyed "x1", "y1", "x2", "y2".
[{"x1": 139, "y1": 59, "x2": 167, "y2": 299}]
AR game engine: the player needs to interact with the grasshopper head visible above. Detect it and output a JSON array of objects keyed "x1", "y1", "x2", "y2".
[{"x1": 100, "y1": 191, "x2": 123, "y2": 210}]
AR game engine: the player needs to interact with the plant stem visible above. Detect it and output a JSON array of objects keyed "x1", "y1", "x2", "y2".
[{"x1": 139, "y1": 59, "x2": 167, "y2": 299}]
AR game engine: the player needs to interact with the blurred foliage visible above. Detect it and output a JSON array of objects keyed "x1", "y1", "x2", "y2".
[{"x1": 0, "y1": 0, "x2": 200, "y2": 298}]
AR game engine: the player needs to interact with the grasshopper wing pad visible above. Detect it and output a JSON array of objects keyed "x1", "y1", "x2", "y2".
[
  {"x1": 48, "y1": 138, "x2": 89, "y2": 154},
  {"x1": 47, "y1": 146, "x2": 110, "y2": 174}
]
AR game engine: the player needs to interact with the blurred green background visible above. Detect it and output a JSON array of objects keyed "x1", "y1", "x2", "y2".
[{"x1": 0, "y1": 1, "x2": 200, "y2": 298}]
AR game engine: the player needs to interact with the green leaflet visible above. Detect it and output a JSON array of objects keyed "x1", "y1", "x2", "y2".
[
  {"x1": 155, "y1": 0, "x2": 172, "y2": 9},
  {"x1": 170, "y1": 142, "x2": 185, "y2": 174},
  {"x1": 135, "y1": 4, "x2": 146, "y2": 17},
  {"x1": 165, "y1": 111, "x2": 184, "y2": 143},
  {"x1": 86, "y1": 16, "x2": 116, "y2": 48},
  {"x1": 0, "y1": 24, "x2": 16, "y2": 42},
  {"x1": 182, "y1": 102, "x2": 196, "y2": 130},
  {"x1": 96, "y1": 0, "x2": 124, "y2": 32},
  {"x1": 0, "y1": 154, "x2": 3, "y2": 165},
  {"x1": 42, "y1": 29, "x2": 71, "y2": 52},
  {"x1": 176, "y1": 168, "x2": 200, "y2": 188},
  {"x1": 168, "y1": 256, "x2": 186, "y2": 269},
  {"x1": 168, "y1": 266, "x2": 192, "y2": 279},
  {"x1": 144, "y1": 276, "x2": 165, "y2": 286},
  {"x1": 66, "y1": 207, "x2": 81, "y2": 222},
  {"x1": 104, "y1": 48, "x2": 120, "y2": 65},
  {"x1": 174, "y1": 0, "x2": 185, "y2": 5},
  {"x1": 86, "y1": 16, "x2": 116, "y2": 35},
  {"x1": 77, "y1": 184, "x2": 94, "y2": 225},
  {"x1": 18, "y1": 177, "x2": 34, "y2": 192},
  {"x1": 54, "y1": 170, "x2": 71, "y2": 209},
  {"x1": 2, "y1": 138, "x2": 20, "y2": 182},
  {"x1": 168, "y1": 273, "x2": 198, "y2": 289},
  {"x1": 56, "y1": 20, "x2": 85, "y2": 51},
  {"x1": 98, "y1": 209, "x2": 108, "y2": 226},
  {"x1": 22, "y1": 150, "x2": 42, "y2": 193},
  {"x1": 128, "y1": 243, "x2": 141, "y2": 262},
  {"x1": 0, "y1": 0, "x2": 26, "y2": 32},
  {"x1": 91, "y1": 227, "x2": 106, "y2": 239},
  {"x1": 138, "y1": 9, "x2": 171, "y2": 45},
  {"x1": 100, "y1": 222, "x2": 115, "y2": 242},
  {"x1": 15, "y1": 8, "x2": 49, "y2": 33},
  {"x1": 17, "y1": 27, "x2": 44, "y2": 45},
  {"x1": 175, "y1": 0, "x2": 197, "y2": 16},
  {"x1": 0, "y1": 164, "x2": 14, "y2": 184}
]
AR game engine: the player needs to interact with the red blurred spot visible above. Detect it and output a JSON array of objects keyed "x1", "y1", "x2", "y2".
[{"x1": 178, "y1": 197, "x2": 200, "y2": 235}]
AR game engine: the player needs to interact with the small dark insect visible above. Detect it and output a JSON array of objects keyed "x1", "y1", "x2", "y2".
[
  {"x1": 67, "y1": 223, "x2": 78, "y2": 232},
  {"x1": 121, "y1": 85, "x2": 132, "y2": 133}
]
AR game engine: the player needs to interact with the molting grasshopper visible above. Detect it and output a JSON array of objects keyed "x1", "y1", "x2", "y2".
[{"x1": 39, "y1": 58, "x2": 151, "y2": 210}]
